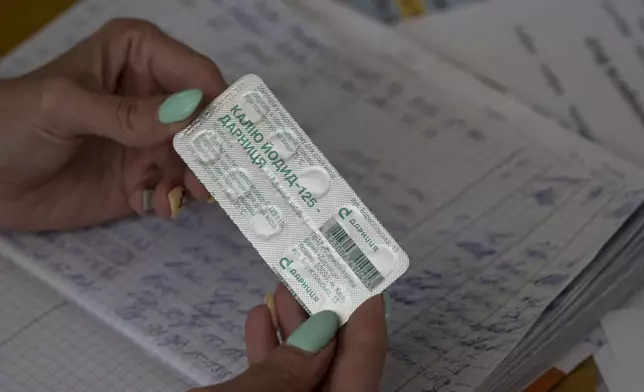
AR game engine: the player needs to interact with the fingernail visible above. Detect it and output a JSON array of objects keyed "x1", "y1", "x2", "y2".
[
  {"x1": 263, "y1": 293, "x2": 278, "y2": 330},
  {"x1": 142, "y1": 189, "x2": 154, "y2": 212},
  {"x1": 158, "y1": 89, "x2": 203, "y2": 124},
  {"x1": 207, "y1": 194, "x2": 216, "y2": 204},
  {"x1": 383, "y1": 290, "x2": 391, "y2": 333},
  {"x1": 383, "y1": 290, "x2": 391, "y2": 320},
  {"x1": 286, "y1": 310, "x2": 339, "y2": 354},
  {"x1": 168, "y1": 186, "x2": 188, "y2": 218}
]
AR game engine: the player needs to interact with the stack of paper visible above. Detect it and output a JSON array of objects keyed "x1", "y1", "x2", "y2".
[{"x1": 2, "y1": 1, "x2": 644, "y2": 391}]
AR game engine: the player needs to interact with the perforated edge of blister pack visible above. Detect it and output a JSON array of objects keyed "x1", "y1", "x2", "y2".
[{"x1": 173, "y1": 74, "x2": 409, "y2": 324}]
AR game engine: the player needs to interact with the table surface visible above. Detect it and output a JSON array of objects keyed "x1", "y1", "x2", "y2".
[{"x1": 0, "y1": 0, "x2": 76, "y2": 56}]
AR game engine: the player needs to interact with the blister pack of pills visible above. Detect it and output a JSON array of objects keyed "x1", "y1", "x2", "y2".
[{"x1": 173, "y1": 74, "x2": 409, "y2": 324}]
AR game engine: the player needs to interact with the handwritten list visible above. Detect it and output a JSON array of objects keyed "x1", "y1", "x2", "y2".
[{"x1": 1, "y1": 0, "x2": 644, "y2": 391}]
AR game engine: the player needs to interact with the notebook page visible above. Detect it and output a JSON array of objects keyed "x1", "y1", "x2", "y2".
[
  {"x1": 2, "y1": 1, "x2": 644, "y2": 391},
  {"x1": 291, "y1": 11, "x2": 644, "y2": 388},
  {"x1": 0, "y1": 257, "x2": 191, "y2": 392},
  {"x1": 398, "y1": 0, "x2": 644, "y2": 168},
  {"x1": 294, "y1": 0, "x2": 644, "y2": 180}
]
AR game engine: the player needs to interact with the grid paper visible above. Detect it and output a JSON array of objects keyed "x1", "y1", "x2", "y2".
[
  {"x1": 0, "y1": 265, "x2": 191, "y2": 392},
  {"x1": 0, "y1": 267, "x2": 64, "y2": 345}
]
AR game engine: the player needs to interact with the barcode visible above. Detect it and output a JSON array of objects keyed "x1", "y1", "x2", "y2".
[{"x1": 321, "y1": 221, "x2": 384, "y2": 291}]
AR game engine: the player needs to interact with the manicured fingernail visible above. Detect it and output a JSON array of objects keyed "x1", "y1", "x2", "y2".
[
  {"x1": 286, "y1": 310, "x2": 339, "y2": 354},
  {"x1": 383, "y1": 291, "x2": 391, "y2": 333},
  {"x1": 207, "y1": 194, "x2": 216, "y2": 204},
  {"x1": 142, "y1": 189, "x2": 154, "y2": 212},
  {"x1": 383, "y1": 290, "x2": 391, "y2": 320},
  {"x1": 263, "y1": 293, "x2": 278, "y2": 329},
  {"x1": 168, "y1": 186, "x2": 188, "y2": 218},
  {"x1": 158, "y1": 89, "x2": 203, "y2": 124}
]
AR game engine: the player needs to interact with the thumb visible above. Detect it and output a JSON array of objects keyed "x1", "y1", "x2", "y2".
[
  {"x1": 201, "y1": 310, "x2": 339, "y2": 392},
  {"x1": 73, "y1": 88, "x2": 205, "y2": 146}
]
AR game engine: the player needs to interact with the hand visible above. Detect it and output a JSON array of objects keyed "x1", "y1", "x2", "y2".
[
  {"x1": 191, "y1": 285, "x2": 388, "y2": 392},
  {"x1": 0, "y1": 18, "x2": 227, "y2": 232}
]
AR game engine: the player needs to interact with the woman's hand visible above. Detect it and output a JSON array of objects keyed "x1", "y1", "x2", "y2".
[
  {"x1": 0, "y1": 18, "x2": 227, "y2": 232},
  {"x1": 192, "y1": 285, "x2": 388, "y2": 392}
]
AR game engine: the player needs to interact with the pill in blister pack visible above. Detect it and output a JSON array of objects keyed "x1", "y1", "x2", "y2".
[{"x1": 173, "y1": 74, "x2": 409, "y2": 324}]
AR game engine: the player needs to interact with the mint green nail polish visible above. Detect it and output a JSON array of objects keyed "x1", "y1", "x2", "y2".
[
  {"x1": 158, "y1": 89, "x2": 203, "y2": 124},
  {"x1": 142, "y1": 189, "x2": 154, "y2": 211},
  {"x1": 286, "y1": 310, "x2": 339, "y2": 354},
  {"x1": 383, "y1": 291, "x2": 392, "y2": 334},
  {"x1": 383, "y1": 291, "x2": 391, "y2": 320}
]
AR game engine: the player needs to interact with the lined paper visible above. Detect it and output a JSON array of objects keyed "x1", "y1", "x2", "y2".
[{"x1": 399, "y1": 0, "x2": 644, "y2": 168}]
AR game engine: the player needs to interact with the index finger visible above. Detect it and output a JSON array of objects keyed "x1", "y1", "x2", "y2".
[
  {"x1": 103, "y1": 19, "x2": 228, "y2": 100},
  {"x1": 321, "y1": 294, "x2": 388, "y2": 392}
]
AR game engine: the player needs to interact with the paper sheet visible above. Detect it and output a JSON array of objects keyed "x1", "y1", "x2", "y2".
[
  {"x1": 398, "y1": 0, "x2": 644, "y2": 168},
  {"x1": 0, "y1": 255, "x2": 191, "y2": 392},
  {"x1": 2, "y1": 1, "x2": 644, "y2": 391},
  {"x1": 556, "y1": 328, "x2": 607, "y2": 374},
  {"x1": 600, "y1": 310, "x2": 644, "y2": 389},
  {"x1": 592, "y1": 289, "x2": 644, "y2": 392},
  {"x1": 396, "y1": 1, "x2": 644, "y2": 383}
]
